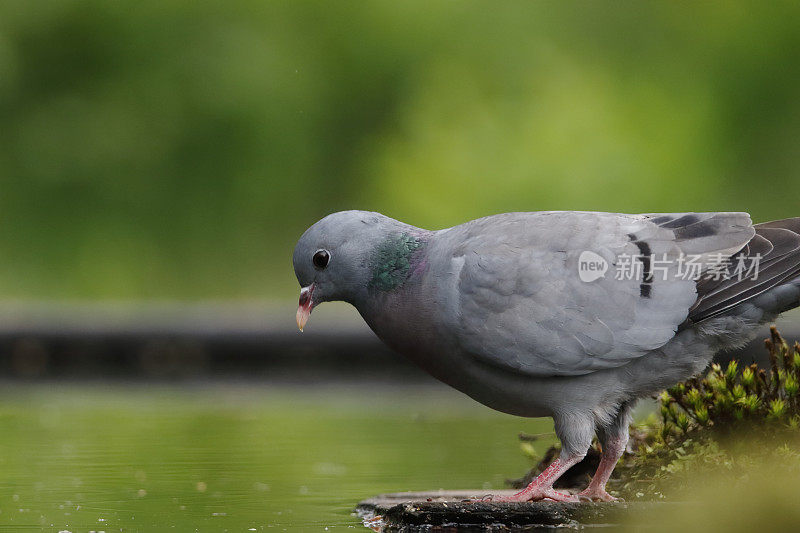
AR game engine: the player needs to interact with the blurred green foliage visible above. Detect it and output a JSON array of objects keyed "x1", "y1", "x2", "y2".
[{"x1": 0, "y1": 1, "x2": 799, "y2": 300}]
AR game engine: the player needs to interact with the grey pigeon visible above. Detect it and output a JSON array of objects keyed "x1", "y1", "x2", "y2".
[{"x1": 293, "y1": 210, "x2": 800, "y2": 502}]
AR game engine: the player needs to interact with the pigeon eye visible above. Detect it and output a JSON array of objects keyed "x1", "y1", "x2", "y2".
[{"x1": 313, "y1": 249, "x2": 330, "y2": 269}]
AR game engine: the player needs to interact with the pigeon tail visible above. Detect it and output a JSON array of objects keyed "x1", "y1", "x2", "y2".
[{"x1": 686, "y1": 217, "x2": 800, "y2": 324}]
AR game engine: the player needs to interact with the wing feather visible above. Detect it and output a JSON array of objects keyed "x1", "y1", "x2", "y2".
[
  {"x1": 687, "y1": 218, "x2": 800, "y2": 323},
  {"x1": 443, "y1": 211, "x2": 754, "y2": 377}
]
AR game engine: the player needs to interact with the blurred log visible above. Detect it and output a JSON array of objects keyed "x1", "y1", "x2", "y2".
[{"x1": 0, "y1": 302, "x2": 794, "y2": 380}]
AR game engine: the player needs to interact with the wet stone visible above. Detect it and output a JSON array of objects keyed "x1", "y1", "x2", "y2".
[{"x1": 355, "y1": 490, "x2": 667, "y2": 531}]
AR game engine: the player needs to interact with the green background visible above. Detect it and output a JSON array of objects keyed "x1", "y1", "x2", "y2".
[
  {"x1": 1, "y1": 4, "x2": 800, "y2": 530},
  {"x1": 0, "y1": 0, "x2": 798, "y2": 301}
]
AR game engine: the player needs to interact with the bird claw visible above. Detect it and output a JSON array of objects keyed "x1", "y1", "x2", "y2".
[
  {"x1": 577, "y1": 487, "x2": 620, "y2": 502},
  {"x1": 474, "y1": 488, "x2": 579, "y2": 503},
  {"x1": 536, "y1": 489, "x2": 580, "y2": 503}
]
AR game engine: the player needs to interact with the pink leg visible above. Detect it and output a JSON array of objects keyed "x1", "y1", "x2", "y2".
[
  {"x1": 578, "y1": 435, "x2": 626, "y2": 502},
  {"x1": 487, "y1": 453, "x2": 585, "y2": 503}
]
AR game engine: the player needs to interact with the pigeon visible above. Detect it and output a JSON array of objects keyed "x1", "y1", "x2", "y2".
[{"x1": 293, "y1": 210, "x2": 800, "y2": 502}]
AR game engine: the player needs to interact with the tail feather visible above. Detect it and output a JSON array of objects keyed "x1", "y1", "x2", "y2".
[{"x1": 687, "y1": 217, "x2": 800, "y2": 324}]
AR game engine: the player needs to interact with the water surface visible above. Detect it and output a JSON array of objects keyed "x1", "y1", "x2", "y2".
[{"x1": 0, "y1": 382, "x2": 554, "y2": 531}]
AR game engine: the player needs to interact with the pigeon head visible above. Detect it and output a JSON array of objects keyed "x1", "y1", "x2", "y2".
[{"x1": 293, "y1": 210, "x2": 412, "y2": 331}]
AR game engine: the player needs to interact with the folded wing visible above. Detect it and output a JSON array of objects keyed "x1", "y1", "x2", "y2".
[{"x1": 449, "y1": 211, "x2": 754, "y2": 376}]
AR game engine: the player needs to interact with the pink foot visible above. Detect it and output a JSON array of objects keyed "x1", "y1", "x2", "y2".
[
  {"x1": 476, "y1": 487, "x2": 579, "y2": 503},
  {"x1": 577, "y1": 487, "x2": 619, "y2": 502},
  {"x1": 532, "y1": 488, "x2": 579, "y2": 503},
  {"x1": 470, "y1": 455, "x2": 586, "y2": 504}
]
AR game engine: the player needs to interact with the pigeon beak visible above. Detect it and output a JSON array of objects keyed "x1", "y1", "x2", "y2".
[{"x1": 296, "y1": 284, "x2": 314, "y2": 332}]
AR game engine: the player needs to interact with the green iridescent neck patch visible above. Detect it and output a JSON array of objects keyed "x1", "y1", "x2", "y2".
[{"x1": 369, "y1": 233, "x2": 427, "y2": 292}]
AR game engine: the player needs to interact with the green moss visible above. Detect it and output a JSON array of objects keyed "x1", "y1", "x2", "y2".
[
  {"x1": 616, "y1": 327, "x2": 800, "y2": 500},
  {"x1": 659, "y1": 328, "x2": 800, "y2": 435}
]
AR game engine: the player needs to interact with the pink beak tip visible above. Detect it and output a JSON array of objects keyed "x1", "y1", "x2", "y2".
[{"x1": 296, "y1": 285, "x2": 314, "y2": 331}]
